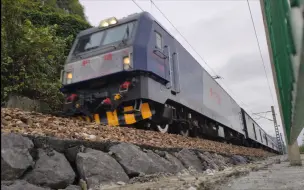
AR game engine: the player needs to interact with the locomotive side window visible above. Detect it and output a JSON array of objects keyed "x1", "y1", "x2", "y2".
[
  {"x1": 265, "y1": 134, "x2": 268, "y2": 145},
  {"x1": 155, "y1": 31, "x2": 162, "y2": 49},
  {"x1": 259, "y1": 129, "x2": 263, "y2": 142},
  {"x1": 253, "y1": 123, "x2": 257, "y2": 140}
]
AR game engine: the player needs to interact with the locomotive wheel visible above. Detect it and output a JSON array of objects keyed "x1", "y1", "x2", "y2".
[
  {"x1": 145, "y1": 122, "x2": 152, "y2": 129},
  {"x1": 179, "y1": 123, "x2": 189, "y2": 137},
  {"x1": 180, "y1": 128, "x2": 189, "y2": 137},
  {"x1": 140, "y1": 120, "x2": 157, "y2": 131},
  {"x1": 156, "y1": 124, "x2": 169, "y2": 133}
]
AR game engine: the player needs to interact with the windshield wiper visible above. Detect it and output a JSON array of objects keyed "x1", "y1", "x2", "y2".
[
  {"x1": 85, "y1": 46, "x2": 99, "y2": 52},
  {"x1": 74, "y1": 46, "x2": 99, "y2": 56},
  {"x1": 101, "y1": 45, "x2": 116, "y2": 51}
]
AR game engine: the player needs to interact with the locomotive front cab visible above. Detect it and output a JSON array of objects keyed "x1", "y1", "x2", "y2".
[
  {"x1": 59, "y1": 14, "x2": 157, "y2": 126},
  {"x1": 62, "y1": 17, "x2": 137, "y2": 86}
]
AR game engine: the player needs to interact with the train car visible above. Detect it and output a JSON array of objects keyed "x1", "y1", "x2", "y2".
[
  {"x1": 266, "y1": 134, "x2": 278, "y2": 151},
  {"x1": 59, "y1": 11, "x2": 278, "y2": 152},
  {"x1": 269, "y1": 135, "x2": 279, "y2": 152},
  {"x1": 241, "y1": 108, "x2": 279, "y2": 152}
]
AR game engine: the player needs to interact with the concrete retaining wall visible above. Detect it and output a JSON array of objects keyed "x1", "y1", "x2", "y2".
[{"x1": 4, "y1": 95, "x2": 51, "y2": 113}]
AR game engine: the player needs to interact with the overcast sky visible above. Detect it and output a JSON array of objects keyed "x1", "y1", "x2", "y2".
[{"x1": 79, "y1": 0, "x2": 303, "y2": 145}]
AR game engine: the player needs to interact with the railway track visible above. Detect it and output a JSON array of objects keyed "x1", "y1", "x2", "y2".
[{"x1": 1, "y1": 107, "x2": 273, "y2": 157}]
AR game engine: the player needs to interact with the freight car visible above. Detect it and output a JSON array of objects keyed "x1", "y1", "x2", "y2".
[{"x1": 59, "y1": 12, "x2": 279, "y2": 153}]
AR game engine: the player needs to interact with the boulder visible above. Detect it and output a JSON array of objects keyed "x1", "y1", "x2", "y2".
[
  {"x1": 25, "y1": 149, "x2": 75, "y2": 189},
  {"x1": 109, "y1": 143, "x2": 167, "y2": 177},
  {"x1": 76, "y1": 148, "x2": 129, "y2": 189},
  {"x1": 1, "y1": 180, "x2": 50, "y2": 190},
  {"x1": 146, "y1": 150, "x2": 179, "y2": 174},
  {"x1": 155, "y1": 150, "x2": 185, "y2": 173},
  {"x1": 230, "y1": 155, "x2": 248, "y2": 165},
  {"x1": 174, "y1": 149, "x2": 204, "y2": 172},
  {"x1": 1, "y1": 133, "x2": 33, "y2": 150},
  {"x1": 197, "y1": 152, "x2": 219, "y2": 170},
  {"x1": 65, "y1": 145, "x2": 85, "y2": 163},
  {"x1": 1, "y1": 133, "x2": 34, "y2": 180},
  {"x1": 59, "y1": 185, "x2": 82, "y2": 190},
  {"x1": 213, "y1": 153, "x2": 230, "y2": 170}
]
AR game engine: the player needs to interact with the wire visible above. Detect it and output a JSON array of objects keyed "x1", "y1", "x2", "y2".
[
  {"x1": 246, "y1": 0, "x2": 275, "y2": 106},
  {"x1": 132, "y1": 0, "x2": 144, "y2": 11},
  {"x1": 253, "y1": 111, "x2": 274, "y2": 122},
  {"x1": 252, "y1": 111, "x2": 272, "y2": 115},
  {"x1": 256, "y1": 115, "x2": 273, "y2": 122}
]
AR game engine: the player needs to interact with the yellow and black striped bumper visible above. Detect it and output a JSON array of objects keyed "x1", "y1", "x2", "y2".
[{"x1": 76, "y1": 102, "x2": 154, "y2": 126}]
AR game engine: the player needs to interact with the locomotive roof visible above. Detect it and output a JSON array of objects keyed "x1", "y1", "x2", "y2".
[{"x1": 77, "y1": 11, "x2": 154, "y2": 37}]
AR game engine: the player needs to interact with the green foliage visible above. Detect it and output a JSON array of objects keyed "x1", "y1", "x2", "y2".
[
  {"x1": 30, "y1": 0, "x2": 87, "y2": 20},
  {"x1": 64, "y1": 0, "x2": 86, "y2": 20},
  {"x1": 44, "y1": 0, "x2": 57, "y2": 8},
  {"x1": 2, "y1": 19, "x2": 68, "y2": 109},
  {"x1": 1, "y1": 0, "x2": 91, "y2": 110},
  {"x1": 20, "y1": 0, "x2": 90, "y2": 37},
  {"x1": 300, "y1": 144, "x2": 304, "y2": 154},
  {"x1": 23, "y1": 9, "x2": 89, "y2": 37}
]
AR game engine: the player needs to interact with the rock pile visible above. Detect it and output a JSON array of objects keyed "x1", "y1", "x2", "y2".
[
  {"x1": 1, "y1": 132, "x2": 251, "y2": 190},
  {"x1": 1, "y1": 108, "x2": 272, "y2": 157}
]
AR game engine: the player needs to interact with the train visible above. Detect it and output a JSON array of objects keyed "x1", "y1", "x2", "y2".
[{"x1": 59, "y1": 11, "x2": 279, "y2": 153}]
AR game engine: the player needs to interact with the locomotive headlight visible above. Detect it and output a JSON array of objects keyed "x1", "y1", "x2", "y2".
[
  {"x1": 99, "y1": 21, "x2": 109, "y2": 27},
  {"x1": 99, "y1": 17, "x2": 118, "y2": 28},
  {"x1": 123, "y1": 56, "x2": 130, "y2": 64},
  {"x1": 123, "y1": 56, "x2": 131, "y2": 70},
  {"x1": 66, "y1": 72, "x2": 73, "y2": 84},
  {"x1": 109, "y1": 18, "x2": 117, "y2": 25},
  {"x1": 67, "y1": 72, "x2": 73, "y2": 79}
]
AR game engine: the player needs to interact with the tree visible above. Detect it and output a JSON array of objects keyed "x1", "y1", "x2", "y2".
[{"x1": 1, "y1": 0, "x2": 90, "y2": 110}]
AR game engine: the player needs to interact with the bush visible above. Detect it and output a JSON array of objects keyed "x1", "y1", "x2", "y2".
[
  {"x1": 1, "y1": 0, "x2": 91, "y2": 110},
  {"x1": 2, "y1": 20, "x2": 68, "y2": 109},
  {"x1": 300, "y1": 144, "x2": 304, "y2": 154}
]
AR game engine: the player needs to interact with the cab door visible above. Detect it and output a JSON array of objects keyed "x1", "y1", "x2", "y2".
[{"x1": 151, "y1": 22, "x2": 179, "y2": 94}]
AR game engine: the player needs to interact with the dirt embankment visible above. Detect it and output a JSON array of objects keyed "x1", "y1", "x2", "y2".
[{"x1": 1, "y1": 108, "x2": 273, "y2": 157}]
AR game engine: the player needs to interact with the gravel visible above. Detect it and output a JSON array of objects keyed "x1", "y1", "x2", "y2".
[{"x1": 1, "y1": 108, "x2": 272, "y2": 157}]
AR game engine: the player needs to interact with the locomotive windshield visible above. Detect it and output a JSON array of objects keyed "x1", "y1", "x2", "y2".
[{"x1": 73, "y1": 21, "x2": 136, "y2": 55}]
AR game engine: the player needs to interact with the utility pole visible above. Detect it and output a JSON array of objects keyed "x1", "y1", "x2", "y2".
[{"x1": 271, "y1": 106, "x2": 283, "y2": 154}]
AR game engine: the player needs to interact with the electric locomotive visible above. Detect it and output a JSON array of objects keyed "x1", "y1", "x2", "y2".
[{"x1": 59, "y1": 11, "x2": 279, "y2": 152}]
